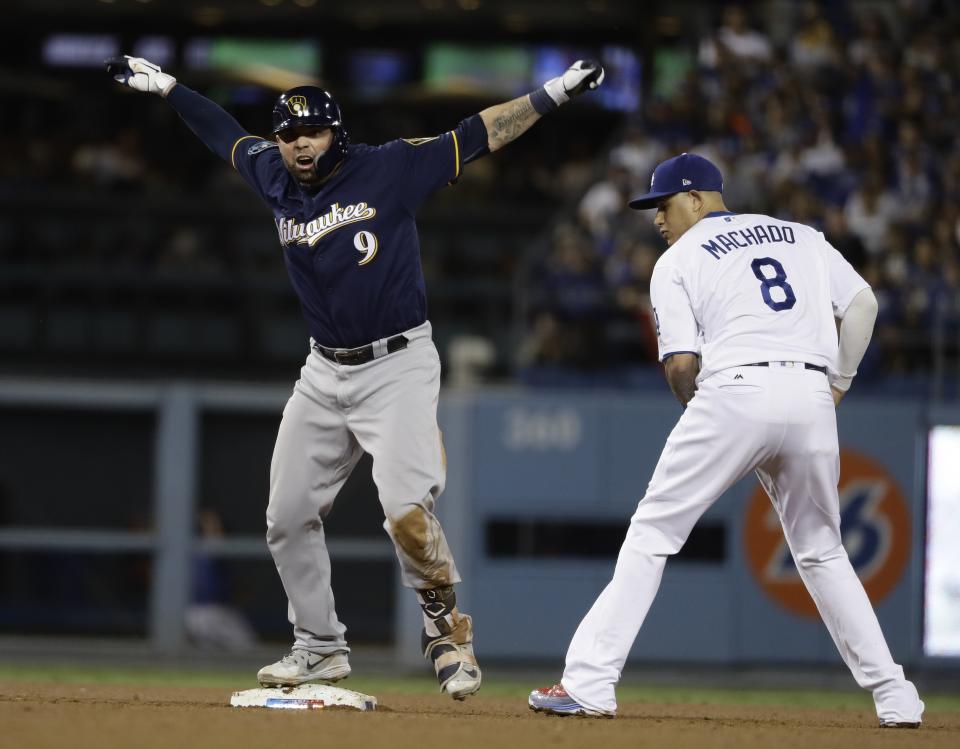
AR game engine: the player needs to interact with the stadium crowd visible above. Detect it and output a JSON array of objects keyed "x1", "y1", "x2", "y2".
[
  {"x1": 1, "y1": 1, "x2": 958, "y2": 390},
  {"x1": 520, "y1": 1, "x2": 960, "y2": 388}
]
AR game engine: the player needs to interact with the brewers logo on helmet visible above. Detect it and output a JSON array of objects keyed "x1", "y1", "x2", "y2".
[{"x1": 287, "y1": 95, "x2": 308, "y2": 116}]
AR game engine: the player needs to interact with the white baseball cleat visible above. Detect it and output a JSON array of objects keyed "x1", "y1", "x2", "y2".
[
  {"x1": 440, "y1": 656, "x2": 482, "y2": 701},
  {"x1": 528, "y1": 683, "x2": 611, "y2": 717},
  {"x1": 422, "y1": 614, "x2": 482, "y2": 700},
  {"x1": 257, "y1": 649, "x2": 351, "y2": 687},
  {"x1": 875, "y1": 681, "x2": 923, "y2": 728}
]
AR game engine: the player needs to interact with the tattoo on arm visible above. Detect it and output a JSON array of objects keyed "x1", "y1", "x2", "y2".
[{"x1": 480, "y1": 96, "x2": 540, "y2": 152}]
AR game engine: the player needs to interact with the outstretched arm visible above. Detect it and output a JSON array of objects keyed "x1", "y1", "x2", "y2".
[
  {"x1": 480, "y1": 96, "x2": 540, "y2": 153},
  {"x1": 107, "y1": 55, "x2": 249, "y2": 165},
  {"x1": 479, "y1": 60, "x2": 604, "y2": 153}
]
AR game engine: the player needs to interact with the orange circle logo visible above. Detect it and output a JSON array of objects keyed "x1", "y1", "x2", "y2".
[{"x1": 744, "y1": 448, "x2": 910, "y2": 617}]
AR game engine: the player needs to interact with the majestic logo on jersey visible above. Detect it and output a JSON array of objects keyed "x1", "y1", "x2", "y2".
[
  {"x1": 744, "y1": 448, "x2": 910, "y2": 618},
  {"x1": 276, "y1": 202, "x2": 377, "y2": 247},
  {"x1": 402, "y1": 136, "x2": 440, "y2": 146},
  {"x1": 287, "y1": 95, "x2": 309, "y2": 116}
]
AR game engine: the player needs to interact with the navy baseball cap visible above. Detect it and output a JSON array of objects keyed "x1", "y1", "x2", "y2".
[{"x1": 628, "y1": 153, "x2": 724, "y2": 210}]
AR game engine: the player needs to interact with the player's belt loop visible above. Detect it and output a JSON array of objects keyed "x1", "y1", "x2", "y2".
[{"x1": 385, "y1": 334, "x2": 409, "y2": 355}]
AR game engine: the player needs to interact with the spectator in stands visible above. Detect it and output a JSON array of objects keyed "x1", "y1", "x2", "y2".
[
  {"x1": 698, "y1": 5, "x2": 773, "y2": 69},
  {"x1": 799, "y1": 119, "x2": 846, "y2": 181},
  {"x1": 823, "y1": 206, "x2": 867, "y2": 270},
  {"x1": 607, "y1": 126, "x2": 665, "y2": 191},
  {"x1": 789, "y1": 2, "x2": 839, "y2": 72},
  {"x1": 720, "y1": 132, "x2": 770, "y2": 210},
  {"x1": 185, "y1": 509, "x2": 258, "y2": 651},
  {"x1": 847, "y1": 11, "x2": 895, "y2": 69},
  {"x1": 532, "y1": 223, "x2": 610, "y2": 368},
  {"x1": 844, "y1": 174, "x2": 898, "y2": 256},
  {"x1": 156, "y1": 227, "x2": 223, "y2": 275},
  {"x1": 578, "y1": 162, "x2": 634, "y2": 242},
  {"x1": 71, "y1": 129, "x2": 146, "y2": 189}
]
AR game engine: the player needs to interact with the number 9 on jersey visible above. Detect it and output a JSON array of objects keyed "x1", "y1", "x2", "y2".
[{"x1": 354, "y1": 231, "x2": 379, "y2": 266}]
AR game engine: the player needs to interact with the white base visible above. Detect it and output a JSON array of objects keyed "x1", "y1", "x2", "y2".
[{"x1": 230, "y1": 684, "x2": 377, "y2": 711}]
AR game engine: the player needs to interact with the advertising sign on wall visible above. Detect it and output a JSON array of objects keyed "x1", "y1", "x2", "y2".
[
  {"x1": 744, "y1": 448, "x2": 911, "y2": 618},
  {"x1": 924, "y1": 426, "x2": 960, "y2": 657}
]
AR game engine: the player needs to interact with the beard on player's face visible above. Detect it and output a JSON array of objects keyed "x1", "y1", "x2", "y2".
[{"x1": 277, "y1": 127, "x2": 334, "y2": 187}]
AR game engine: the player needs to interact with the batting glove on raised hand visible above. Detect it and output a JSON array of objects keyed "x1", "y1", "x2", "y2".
[
  {"x1": 543, "y1": 59, "x2": 605, "y2": 106},
  {"x1": 106, "y1": 55, "x2": 177, "y2": 97}
]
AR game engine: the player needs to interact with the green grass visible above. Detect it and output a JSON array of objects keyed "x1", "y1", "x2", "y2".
[{"x1": 1, "y1": 664, "x2": 958, "y2": 713}]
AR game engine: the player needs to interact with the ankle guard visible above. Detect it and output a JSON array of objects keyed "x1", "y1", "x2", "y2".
[{"x1": 417, "y1": 585, "x2": 458, "y2": 637}]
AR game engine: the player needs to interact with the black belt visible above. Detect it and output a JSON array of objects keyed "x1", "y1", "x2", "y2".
[
  {"x1": 313, "y1": 334, "x2": 409, "y2": 365},
  {"x1": 746, "y1": 361, "x2": 827, "y2": 374}
]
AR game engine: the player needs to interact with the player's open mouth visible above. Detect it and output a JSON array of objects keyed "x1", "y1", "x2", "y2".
[{"x1": 295, "y1": 155, "x2": 314, "y2": 170}]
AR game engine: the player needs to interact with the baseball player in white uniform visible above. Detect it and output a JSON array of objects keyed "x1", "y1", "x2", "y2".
[{"x1": 528, "y1": 153, "x2": 925, "y2": 727}]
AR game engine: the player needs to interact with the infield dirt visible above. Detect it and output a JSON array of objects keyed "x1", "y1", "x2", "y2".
[{"x1": 2, "y1": 682, "x2": 957, "y2": 749}]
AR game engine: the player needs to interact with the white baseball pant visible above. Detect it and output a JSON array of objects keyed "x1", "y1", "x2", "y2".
[
  {"x1": 561, "y1": 363, "x2": 924, "y2": 724},
  {"x1": 265, "y1": 321, "x2": 460, "y2": 654}
]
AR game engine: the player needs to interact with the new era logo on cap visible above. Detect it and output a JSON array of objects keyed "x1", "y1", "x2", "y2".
[{"x1": 629, "y1": 153, "x2": 724, "y2": 210}]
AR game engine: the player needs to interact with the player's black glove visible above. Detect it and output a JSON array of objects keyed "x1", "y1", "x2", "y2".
[
  {"x1": 106, "y1": 55, "x2": 177, "y2": 97},
  {"x1": 543, "y1": 60, "x2": 605, "y2": 105}
]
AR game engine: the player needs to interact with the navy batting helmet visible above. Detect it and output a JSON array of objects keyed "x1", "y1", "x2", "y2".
[{"x1": 272, "y1": 86, "x2": 349, "y2": 178}]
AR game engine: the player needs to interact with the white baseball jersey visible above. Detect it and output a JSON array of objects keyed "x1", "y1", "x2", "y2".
[{"x1": 649, "y1": 212, "x2": 869, "y2": 380}]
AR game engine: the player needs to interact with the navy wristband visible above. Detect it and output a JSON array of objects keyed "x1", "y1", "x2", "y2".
[{"x1": 529, "y1": 87, "x2": 559, "y2": 115}]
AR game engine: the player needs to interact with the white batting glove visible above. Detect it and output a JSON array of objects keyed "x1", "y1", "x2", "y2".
[
  {"x1": 106, "y1": 55, "x2": 177, "y2": 97},
  {"x1": 543, "y1": 59, "x2": 605, "y2": 106}
]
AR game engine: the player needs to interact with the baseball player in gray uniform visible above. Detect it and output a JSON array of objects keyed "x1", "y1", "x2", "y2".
[
  {"x1": 529, "y1": 153, "x2": 925, "y2": 726},
  {"x1": 108, "y1": 54, "x2": 603, "y2": 699}
]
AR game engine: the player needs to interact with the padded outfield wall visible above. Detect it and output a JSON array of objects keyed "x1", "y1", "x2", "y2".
[
  {"x1": 393, "y1": 391, "x2": 958, "y2": 669},
  {"x1": 0, "y1": 381, "x2": 955, "y2": 669}
]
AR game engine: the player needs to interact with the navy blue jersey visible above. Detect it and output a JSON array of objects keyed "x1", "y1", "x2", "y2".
[
  {"x1": 167, "y1": 85, "x2": 488, "y2": 348},
  {"x1": 232, "y1": 132, "x2": 477, "y2": 347}
]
